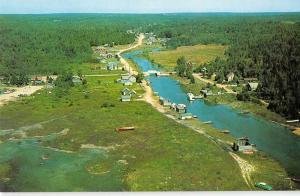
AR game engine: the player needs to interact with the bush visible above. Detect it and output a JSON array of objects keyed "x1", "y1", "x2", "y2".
[
  {"x1": 237, "y1": 91, "x2": 251, "y2": 101},
  {"x1": 136, "y1": 73, "x2": 144, "y2": 83}
]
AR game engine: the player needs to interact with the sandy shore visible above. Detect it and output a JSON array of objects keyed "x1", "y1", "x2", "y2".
[
  {"x1": 293, "y1": 128, "x2": 300, "y2": 136},
  {"x1": 0, "y1": 86, "x2": 43, "y2": 106}
]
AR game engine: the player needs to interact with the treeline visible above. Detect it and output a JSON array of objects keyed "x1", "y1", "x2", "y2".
[
  {"x1": 0, "y1": 14, "x2": 136, "y2": 81},
  {"x1": 146, "y1": 13, "x2": 300, "y2": 49}
]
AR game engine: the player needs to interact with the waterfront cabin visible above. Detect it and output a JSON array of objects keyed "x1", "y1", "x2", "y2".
[
  {"x1": 232, "y1": 137, "x2": 254, "y2": 152},
  {"x1": 121, "y1": 75, "x2": 136, "y2": 83},
  {"x1": 121, "y1": 95, "x2": 131, "y2": 102},
  {"x1": 179, "y1": 113, "x2": 193, "y2": 120},
  {"x1": 159, "y1": 97, "x2": 172, "y2": 107},
  {"x1": 176, "y1": 104, "x2": 187, "y2": 114}
]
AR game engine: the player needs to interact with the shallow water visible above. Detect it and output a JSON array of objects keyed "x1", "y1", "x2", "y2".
[
  {"x1": 0, "y1": 131, "x2": 125, "y2": 191},
  {"x1": 124, "y1": 50, "x2": 300, "y2": 178}
]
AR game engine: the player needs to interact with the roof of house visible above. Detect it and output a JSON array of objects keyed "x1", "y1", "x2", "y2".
[
  {"x1": 177, "y1": 104, "x2": 186, "y2": 110},
  {"x1": 121, "y1": 75, "x2": 135, "y2": 80},
  {"x1": 122, "y1": 88, "x2": 131, "y2": 93},
  {"x1": 248, "y1": 82, "x2": 259, "y2": 90}
]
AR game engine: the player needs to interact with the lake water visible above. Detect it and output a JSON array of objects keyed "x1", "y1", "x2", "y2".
[{"x1": 124, "y1": 50, "x2": 300, "y2": 178}]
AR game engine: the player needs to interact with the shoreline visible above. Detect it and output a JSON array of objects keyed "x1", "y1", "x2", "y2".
[
  {"x1": 146, "y1": 50, "x2": 300, "y2": 136},
  {"x1": 119, "y1": 40, "x2": 295, "y2": 189}
]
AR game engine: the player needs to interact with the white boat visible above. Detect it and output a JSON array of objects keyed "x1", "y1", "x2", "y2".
[{"x1": 187, "y1": 93, "x2": 195, "y2": 101}]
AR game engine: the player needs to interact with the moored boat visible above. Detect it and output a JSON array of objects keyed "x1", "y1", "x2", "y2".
[{"x1": 187, "y1": 93, "x2": 195, "y2": 101}]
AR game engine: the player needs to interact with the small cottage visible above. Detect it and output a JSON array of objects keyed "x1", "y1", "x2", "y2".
[
  {"x1": 232, "y1": 137, "x2": 254, "y2": 152},
  {"x1": 121, "y1": 75, "x2": 136, "y2": 83},
  {"x1": 107, "y1": 62, "x2": 121, "y2": 71},
  {"x1": 159, "y1": 97, "x2": 172, "y2": 107},
  {"x1": 176, "y1": 104, "x2": 187, "y2": 114}
]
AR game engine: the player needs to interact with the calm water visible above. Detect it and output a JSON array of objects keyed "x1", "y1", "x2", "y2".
[
  {"x1": 0, "y1": 128, "x2": 125, "y2": 191},
  {"x1": 124, "y1": 51, "x2": 300, "y2": 178}
]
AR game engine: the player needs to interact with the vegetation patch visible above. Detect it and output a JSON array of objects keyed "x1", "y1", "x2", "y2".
[{"x1": 149, "y1": 44, "x2": 226, "y2": 69}]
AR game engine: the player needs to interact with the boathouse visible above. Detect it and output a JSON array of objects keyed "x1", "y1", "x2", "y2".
[
  {"x1": 159, "y1": 97, "x2": 172, "y2": 107},
  {"x1": 232, "y1": 137, "x2": 254, "y2": 152},
  {"x1": 176, "y1": 104, "x2": 187, "y2": 114}
]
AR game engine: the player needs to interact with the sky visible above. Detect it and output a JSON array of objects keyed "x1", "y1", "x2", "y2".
[{"x1": 0, "y1": 0, "x2": 300, "y2": 14}]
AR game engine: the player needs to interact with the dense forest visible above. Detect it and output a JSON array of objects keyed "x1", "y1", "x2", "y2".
[
  {"x1": 189, "y1": 19, "x2": 300, "y2": 118},
  {"x1": 0, "y1": 14, "x2": 136, "y2": 79},
  {"x1": 0, "y1": 13, "x2": 299, "y2": 118}
]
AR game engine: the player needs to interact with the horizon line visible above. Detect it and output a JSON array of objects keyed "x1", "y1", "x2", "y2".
[{"x1": 1, "y1": 11, "x2": 300, "y2": 15}]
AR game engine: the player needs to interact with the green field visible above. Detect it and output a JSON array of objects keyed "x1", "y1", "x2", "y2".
[
  {"x1": 0, "y1": 68, "x2": 292, "y2": 191},
  {"x1": 149, "y1": 44, "x2": 226, "y2": 70}
]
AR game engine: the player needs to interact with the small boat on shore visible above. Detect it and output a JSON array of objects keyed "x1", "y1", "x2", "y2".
[
  {"x1": 41, "y1": 155, "x2": 49, "y2": 160},
  {"x1": 286, "y1": 119, "x2": 299, "y2": 123},
  {"x1": 221, "y1": 130, "x2": 230, "y2": 134},
  {"x1": 291, "y1": 178, "x2": 300, "y2": 183},
  {"x1": 193, "y1": 115, "x2": 198, "y2": 119},
  {"x1": 187, "y1": 93, "x2": 195, "y2": 101},
  {"x1": 115, "y1": 127, "x2": 135, "y2": 132},
  {"x1": 203, "y1": 121, "x2": 212, "y2": 124}
]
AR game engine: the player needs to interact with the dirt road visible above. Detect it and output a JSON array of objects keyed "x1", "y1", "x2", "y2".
[
  {"x1": 0, "y1": 86, "x2": 43, "y2": 106},
  {"x1": 117, "y1": 34, "x2": 145, "y2": 75},
  {"x1": 193, "y1": 73, "x2": 237, "y2": 94},
  {"x1": 117, "y1": 35, "x2": 255, "y2": 188}
]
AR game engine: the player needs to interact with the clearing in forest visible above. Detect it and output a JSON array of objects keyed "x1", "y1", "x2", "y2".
[{"x1": 149, "y1": 44, "x2": 226, "y2": 69}]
